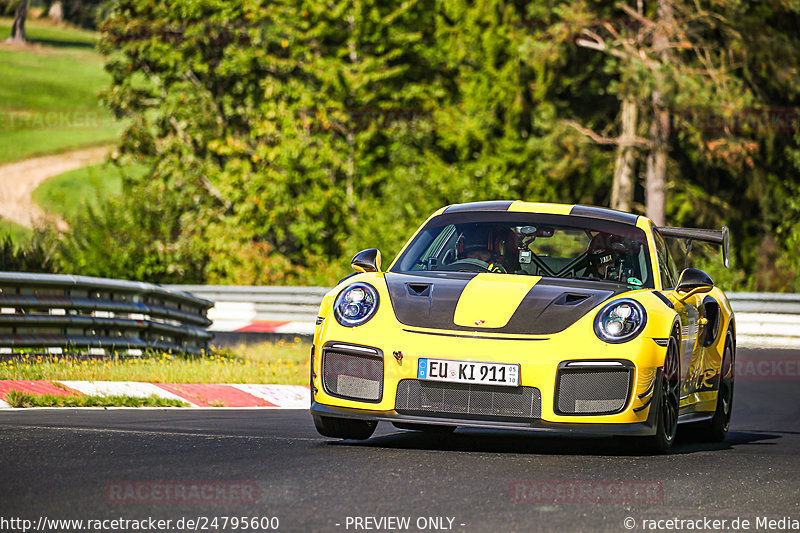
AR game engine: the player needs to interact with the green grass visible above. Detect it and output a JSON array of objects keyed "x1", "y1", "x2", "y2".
[
  {"x1": 0, "y1": 17, "x2": 99, "y2": 48},
  {"x1": 0, "y1": 340, "x2": 311, "y2": 385},
  {"x1": 6, "y1": 390, "x2": 189, "y2": 408},
  {"x1": 32, "y1": 161, "x2": 147, "y2": 221},
  {"x1": 0, "y1": 126, "x2": 121, "y2": 164},
  {"x1": 0, "y1": 218, "x2": 34, "y2": 243},
  {"x1": 0, "y1": 17, "x2": 122, "y2": 163}
]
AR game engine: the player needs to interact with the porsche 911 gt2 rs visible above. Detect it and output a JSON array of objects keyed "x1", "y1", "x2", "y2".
[{"x1": 309, "y1": 201, "x2": 734, "y2": 453}]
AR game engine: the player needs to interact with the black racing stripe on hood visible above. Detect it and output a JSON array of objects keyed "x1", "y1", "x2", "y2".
[
  {"x1": 385, "y1": 273, "x2": 629, "y2": 335},
  {"x1": 502, "y1": 278, "x2": 625, "y2": 334},
  {"x1": 385, "y1": 272, "x2": 474, "y2": 331}
]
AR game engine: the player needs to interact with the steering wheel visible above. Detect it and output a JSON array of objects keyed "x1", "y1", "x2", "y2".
[{"x1": 446, "y1": 259, "x2": 492, "y2": 273}]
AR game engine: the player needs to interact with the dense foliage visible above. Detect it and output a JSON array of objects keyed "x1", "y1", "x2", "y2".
[
  {"x1": 37, "y1": 0, "x2": 800, "y2": 289},
  {"x1": 0, "y1": 235, "x2": 56, "y2": 273}
]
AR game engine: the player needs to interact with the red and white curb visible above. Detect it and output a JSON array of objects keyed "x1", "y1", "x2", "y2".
[
  {"x1": 209, "y1": 320, "x2": 315, "y2": 335},
  {"x1": 207, "y1": 302, "x2": 315, "y2": 335},
  {"x1": 0, "y1": 380, "x2": 310, "y2": 408}
]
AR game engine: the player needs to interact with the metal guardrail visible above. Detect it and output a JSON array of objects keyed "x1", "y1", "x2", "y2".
[
  {"x1": 727, "y1": 292, "x2": 800, "y2": 314},
  {"x1": 728, "y1": 293, "x2": 800, "y2": 348},
  {"x1": 168, "y1": 286, "x2": 800, "y2": 349},
  {"x1": 167, "y1": 285, "x2": 329, "y2": 324},
  {"x1": 1, "y1": 273, "x2": 213, "y2": 355}
]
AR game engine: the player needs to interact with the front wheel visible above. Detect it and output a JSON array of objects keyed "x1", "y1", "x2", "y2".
[
  {"x1": 313, "y1": 414, "x2": 377, "y2": 440},
  {"x1": 641, "y1": 336, "x2": 680, "y2": 454}
]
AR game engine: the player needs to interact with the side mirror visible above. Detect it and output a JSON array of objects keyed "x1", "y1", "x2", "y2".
[
  {"x1": 675, "y1": 268, "x2": 714, "y2": 300},
  {"x1": 351, "y1": 249, "x2": 382, "y2": 273}
]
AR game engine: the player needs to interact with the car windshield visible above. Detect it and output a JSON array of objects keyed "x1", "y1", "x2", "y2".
[{"x1": 391, "y1": 211, "x2": 655, "y2": 288}]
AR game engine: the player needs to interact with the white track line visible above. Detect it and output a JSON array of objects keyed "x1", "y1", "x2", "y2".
[{"x1": 0, "y1": 424, "x2": 321, "y2": 441}]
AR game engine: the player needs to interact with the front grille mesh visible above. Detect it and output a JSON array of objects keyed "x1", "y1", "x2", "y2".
[
  {"x1": 322, "y1": 349, "x2": 383, "y2": 402},
  {"x1": 557, "y1": 369, "x2": 631, "y2": 414},
  {"x1": 395, "y1": 379, "x2": 541, "y2": 419}
]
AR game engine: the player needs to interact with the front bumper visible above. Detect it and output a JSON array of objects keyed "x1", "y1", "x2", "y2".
[
  {"x1": 312, "y1": 288, "x2": 670, "y2": 429},
  {"x1": 310, "y1": 400, "x2": 659, "y2": 437}
]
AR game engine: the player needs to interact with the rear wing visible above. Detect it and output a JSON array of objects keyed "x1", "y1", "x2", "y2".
[{"x1": 658, "y1": 226, "x2": 730, "y2": 268}]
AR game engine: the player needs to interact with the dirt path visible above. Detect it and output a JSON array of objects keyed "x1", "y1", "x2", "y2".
[{"x1": 0, "y1": 145, "x2": 111, "y2": 230}]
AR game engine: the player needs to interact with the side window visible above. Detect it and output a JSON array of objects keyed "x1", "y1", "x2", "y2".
[
  {"x1": 664, "y1": 240, "x2": 680, "y2": 285},
  {"x1": 653, "y1": 230, "x2": 677, "y2": 289}
]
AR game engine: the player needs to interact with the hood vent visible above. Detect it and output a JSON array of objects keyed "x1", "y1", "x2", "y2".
[{"x1": 555, "y1": 293, "x2": 591, "y2": 306}]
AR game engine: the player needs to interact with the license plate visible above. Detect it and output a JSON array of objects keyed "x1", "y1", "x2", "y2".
[{"x1": 417, "y1": 358, "x2": 519, "y2": 387}]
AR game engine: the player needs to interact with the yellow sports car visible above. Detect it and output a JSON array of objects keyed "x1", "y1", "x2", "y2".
[{"x1": 310, "y1": 201, "x2": 734, "y2": 453}]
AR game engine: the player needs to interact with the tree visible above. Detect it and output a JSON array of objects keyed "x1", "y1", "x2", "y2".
[
  {"x1": 642, "y1": 0, "x2": 672, "y2": 226},
  {"x1": 6, "y1": 0, "x2": 27, "y2": 44},
  {"x1": 95, "y1": 0, "x2": 449, "y2": 283},
  {"x1": 562, "y1": 0, "x2": 755, "y2": 223},
  {"x1": 59, "y1": 0, "x2": 800, "y2": 289},
  {"x1": 516, "y1": 1, "x2": 800, "y2": 288}
]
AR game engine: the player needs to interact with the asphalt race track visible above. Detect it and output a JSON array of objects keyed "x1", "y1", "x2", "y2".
[{"x1": 2, "y1": 348, "x2": 800, "y2": 533}]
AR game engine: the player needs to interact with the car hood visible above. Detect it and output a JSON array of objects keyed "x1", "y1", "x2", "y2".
[{"x1": 384, "y1": 272, "x2": 630, "y2": 335}]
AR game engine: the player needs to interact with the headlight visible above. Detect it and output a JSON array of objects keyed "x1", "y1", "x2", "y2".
[
  {"x1": 594, "y1": 299, "x2": 647, "y2": 343},
  {"x1": 333, "y1": 283, "x2": 380, "y2": 327}
]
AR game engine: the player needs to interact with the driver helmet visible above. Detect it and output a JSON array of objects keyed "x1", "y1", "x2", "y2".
[
  {"x1": 457, "y1": 225, "x2": 506, "y2": 272},
  {"x1": 458, "y1": 225, "x2": 497, "y2": 260},
  {"x1": 588, "y1": 233, "x2": 625, "y2": 279}
]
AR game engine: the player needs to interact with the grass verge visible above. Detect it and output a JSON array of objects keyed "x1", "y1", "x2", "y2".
[
  {"x1": 0, "y1": 218, "x2": 34, "y2": 243},
  {"x1": 0, "y1": 17, "x2": 121, "y2": 164},
  {"x1": 0, "y1": 340, "x2": 311, "y2": 385},
  {"x1": 32, "y1": 161, "x2": 146, "y2": 222},
  {"x1": 6, "y1": 389, "x2": 189, "y2": 408}
]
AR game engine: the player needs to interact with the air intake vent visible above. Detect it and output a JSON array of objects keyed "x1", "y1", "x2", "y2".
[
  {"x1": 555, "y1": 293, "x2": 590, "y2": 305},
  {"x1": 395, "y1": 379, "x2": 541, "y2": 420},
  {"x1": 321, "y1": 345, "x2": 383, "y2": 402},
  {"x1": 556, "y1": 365, "x2": 632, "y2": 415},
  {"x1": 407, "y1": 283, "x2": 431, "y2": 297}
]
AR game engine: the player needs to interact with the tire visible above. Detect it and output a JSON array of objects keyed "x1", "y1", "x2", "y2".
[
  {"x1": 312, "y1": 414, "x2": 377, "y2": 440},
  {"x1": 641, "y1": 335, "x2": 680, "y2": 454},
  {"x1": 392, "y1": 422, "x2": 457, "y2": 433},
  {"x1": 694, "y1": 333, "x2": 735, "y2": 442}
]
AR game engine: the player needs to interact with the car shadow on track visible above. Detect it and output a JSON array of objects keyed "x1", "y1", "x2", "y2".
[{"x1": 327, "y1": 427, "x2": 781, "y2": 456}]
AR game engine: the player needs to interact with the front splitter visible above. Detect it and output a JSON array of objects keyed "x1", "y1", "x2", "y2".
[{"x1": 310, "y1": 402, "x2": 657, "y2": 437}]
